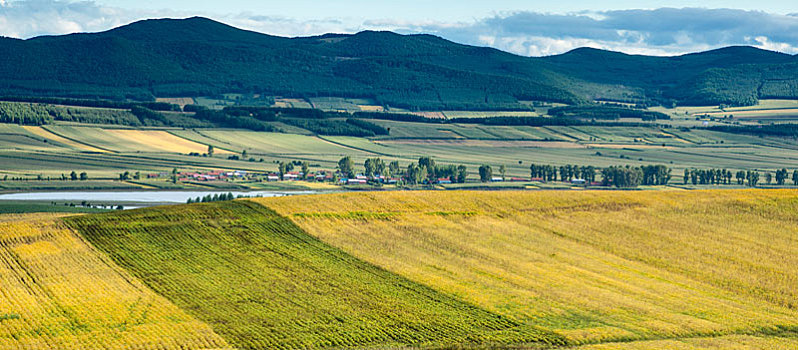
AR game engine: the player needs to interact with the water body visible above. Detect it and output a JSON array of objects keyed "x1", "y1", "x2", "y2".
[{"x1": 0, "y1": 190, "x2": 316, "y2": 206}]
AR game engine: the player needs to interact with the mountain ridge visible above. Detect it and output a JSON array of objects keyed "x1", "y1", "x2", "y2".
[{"x1": 1, "y1": 17, "x2": 795, "y2": 108}]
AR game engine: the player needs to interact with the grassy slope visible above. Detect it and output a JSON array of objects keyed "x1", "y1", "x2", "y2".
[
  {"x1": 258, "y1": 190, "x2": 798, "y2": 345},
  {"x1": 0, "y1": 213, "x2": 227, "y2": 349},
  {"x1": 65, "y1": 200, "x2": 564, "y2": 349}
]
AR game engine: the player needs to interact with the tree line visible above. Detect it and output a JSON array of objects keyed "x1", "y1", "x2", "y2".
[
  {"x1": 683, "y1": 168, "x2": 798, "y2": 187},
  {"x1": 0, "y1": 96, "x2": 180, "y2": 111},
  {"x1": 337, "y1": 156, "x2": 468, "y2": 185},
  {"x1": 548, "y1": 105, "x2": 671, "y2": 121},
  {"x1": 187, "y1": 193, "x2": 239, "y2": 204}
]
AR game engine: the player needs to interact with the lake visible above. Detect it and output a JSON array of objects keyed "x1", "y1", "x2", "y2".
[{"x1": 0, "y1": 190, "x2": 317, "y2": 207}]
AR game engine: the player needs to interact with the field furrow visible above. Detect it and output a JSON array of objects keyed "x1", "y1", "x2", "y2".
[
  {"x1": 0, "y1": 214, "x2": 228, "y2": 349},
  {"x1": 258, "y1": 190, "x2": 798, "y2": 345}
]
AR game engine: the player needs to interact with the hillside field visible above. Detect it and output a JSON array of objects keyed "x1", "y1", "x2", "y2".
[
  {"x1": 258, "y1": 190, "x2": 798, "y2": 346},
  {"x1": 0, "y1": 213, "x2": 228, "y2": 349},
  {"x1": 65, "y1": 201, "x2": 562, "y2": 349},
  {"x1": 0, "y1": 190, "x2": 794, "y2": 348}
]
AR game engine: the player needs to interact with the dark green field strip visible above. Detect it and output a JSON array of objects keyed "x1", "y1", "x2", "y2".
[
  {"x1": 0, "y1": 151, "x2": 181, "y2": 171},
  {"x1": 316, "y1": 136, "x2": 398, "y2": 157},
  {"x1": 0, "y1": 201, "x2": 108, "y2": 214},
  {"x1": 65, "y1": 201, "x2": 564, "y2": 349},
  {"x1": 0, "y1": 180, "x2": 143, "y2": 191},
  {"x1": 0, "y1": 150, "x2": 262, "y2": 173}
]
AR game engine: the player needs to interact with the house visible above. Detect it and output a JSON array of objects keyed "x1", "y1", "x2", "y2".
[
  {"x1": 437, "y1": 177, "x2": 452, "y2": 184},
  {"x1": 387, "y1": 178, "x2": 399, "y2": 184},
  {"x1": 571, "y1": 179, "x2": 586, "y2": 185},
  {"x1": 491, "y1": 177, "x2": 504, "y2": 182},
  {"x1": 226, "y1": 170, "x2": 247, "y2": 178},
  {"x1": 283, "y1": 172, "x2": 300, "y2": 181},
  {"x1": 267, "y1": 174, "x2": 280, "y2": 181},
  {"x1": 530, "y1": 177, "x2": 544, "y2": 182},
  {"x1": 510, "y1": 177, "x2": 528, "y2": 182},
  {"x1": 347, "y1": 178, "x2": 367, "y2": 185}
]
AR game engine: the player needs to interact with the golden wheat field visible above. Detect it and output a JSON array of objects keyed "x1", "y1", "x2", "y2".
[
  {"x1": 103, "y1": 129, "x2": 222, "y2": 154},
  {"x1": 258, "y1": 189, "x2": 798, "y2": 346},
  {"x1": 570, "y1": 334, "x2": 798, "y2": 349},
  {"x1": 0, "y1": 213, "x2": 228, "y2": 349}
]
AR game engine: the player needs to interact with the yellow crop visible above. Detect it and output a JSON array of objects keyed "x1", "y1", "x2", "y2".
[
  {"x1": 0, "y1": 214, "x2": 229, "y2": 349},
  {"x1": 571, "y1": 334, "x2": 798, "y2": 349},
  {"x1": 104, "y1": 129, "x2": 228, "y2": 154},
  {"x1": 257, "y1": 189, "x2": 798, "y2": 345}
]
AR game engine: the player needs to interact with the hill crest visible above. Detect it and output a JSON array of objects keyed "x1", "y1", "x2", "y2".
[{"x1": 1, "y1": 16, "x2": 795, "y2": 107}]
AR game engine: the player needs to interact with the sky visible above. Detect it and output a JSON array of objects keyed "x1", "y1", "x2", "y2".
[{"x1": 0, "y1": 0, "x2": 796, "y2": 56}]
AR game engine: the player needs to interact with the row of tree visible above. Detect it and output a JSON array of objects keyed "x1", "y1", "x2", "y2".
[
  {"x1": 548, "y1": 105, "x2": 671, "y2": 121},
  {"x1": 187, "y1": 193, "x2": 238, "y2": 204},
  {"x1": 683, "y1": 168, "x2": 798, "y2": 186},
  {"x1": 0, "y1": 101, "x2": 52, "y2": 125},
  {"x1": 337, "y1": 156, "x2": 468, "y2": 184},
  {"x1": 529, "y1": 164, "x2": 599, "y2": 183}
]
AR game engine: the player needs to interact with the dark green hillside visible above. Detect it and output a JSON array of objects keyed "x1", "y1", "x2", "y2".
[
  {"x1": 0, "y1": 18, "x2": 579, "y2": 108},
  {"x1": 65, "y1": 200, "x2": 563, "y2": 349},
  {"x1": 1, "y1": 17, "x2": 796, "y2": 108},
  {"x1": 542, "y1": 46, "x2": 798, "y2": 105}
]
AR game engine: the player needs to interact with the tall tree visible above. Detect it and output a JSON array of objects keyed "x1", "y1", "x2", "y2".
[
  {"x1": 338, "y1": 156, "x2": 355, "y2": 178},
  {"x1": 478, "y1": 165, "x2": 493, "y2": 183},
  {"x1": 278, "y1": 162, "x2": 287, "y2": 180},
  {"x1": 388, "y1": 161, "x2": 400, "y2": 178},
  {"x1": 364, "y1": 158, "x2": 376, "y2": 178},
  {"x1": 456, "y1": 165, "x2": 468, "y2": 183}
]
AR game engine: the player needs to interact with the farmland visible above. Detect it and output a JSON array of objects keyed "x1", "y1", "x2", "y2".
[
  {"x1": 259, "y1": 190, "x2": 798, "y2": 346},
  {"x1": 0, "y1": 189, "x2": 793, "y2": 348},
  {"x1": 65, "y1": 201, "x2": 563, "y2": 349},
  {"x1": 1, "y1": 97, "x2": 798, "y2": 191},
  {"x1": 0, "y1": 213, "x2": 228, "y2": 349}
]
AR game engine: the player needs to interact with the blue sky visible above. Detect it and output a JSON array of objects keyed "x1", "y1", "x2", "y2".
[{"x1": 0, "y1": 1, "x2": 796, "y2": 56}]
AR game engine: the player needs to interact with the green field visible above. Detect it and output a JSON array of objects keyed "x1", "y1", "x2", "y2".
[
  {"x1": 1, "y1": 97, "x2": 798, "y2": 190},
  {"x1": 0, "y1": 200, "x2": 109, "y2": 214},
  {"x1": 3, "y1": 120, "x2": 797, "y2": 187},
  {"x1": 66, "y1": 201, "x2": 563, "y2": 349}
]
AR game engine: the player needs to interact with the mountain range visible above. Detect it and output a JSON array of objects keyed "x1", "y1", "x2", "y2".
[{"x1": 1, "y1": 17, "x2": 796, "y2": 109}]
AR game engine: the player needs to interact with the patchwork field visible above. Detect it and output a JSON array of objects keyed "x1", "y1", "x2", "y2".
[{"x1": 0, "y1": 213, "x2": 227, "y2": 349}]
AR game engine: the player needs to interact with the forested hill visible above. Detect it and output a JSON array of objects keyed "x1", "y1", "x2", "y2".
[{"x1": 0, "y1": 17, "x2": 796, "y2": 109}]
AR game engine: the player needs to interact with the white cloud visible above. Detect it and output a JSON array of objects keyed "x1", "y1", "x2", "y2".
[
  {"x1": 1, "y1": 1, "x2": 797, "y2": 56},
  {"x1": 751, "y1": 36, "x2": 798, "y2": 54}
]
